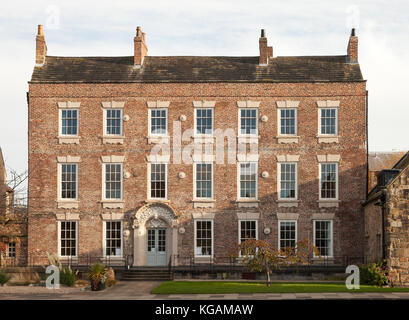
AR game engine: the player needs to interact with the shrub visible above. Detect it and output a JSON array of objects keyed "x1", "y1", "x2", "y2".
[
  {"x1": 60, "y1": 266, "x2": 77, "y2": 287},
  {"x1": 359, "y1": 260, "x2": 390, "y2": 287},
  {"x1": 0, "y1": 270, "x2": 12, "y2": 286}
]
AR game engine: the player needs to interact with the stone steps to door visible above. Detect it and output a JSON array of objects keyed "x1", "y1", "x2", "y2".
[{"x1": 119, "y1": 269, "x2": 173, "y2": 281}]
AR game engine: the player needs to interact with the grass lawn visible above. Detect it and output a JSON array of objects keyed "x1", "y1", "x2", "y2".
[{"x1": 151, "y1": 281, "x2": 409, "y2": 294}]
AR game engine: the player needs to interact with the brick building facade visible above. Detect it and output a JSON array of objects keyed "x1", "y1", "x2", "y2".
[{"x1": 27, "y1": 25, "x2": 367, "y2": 267}]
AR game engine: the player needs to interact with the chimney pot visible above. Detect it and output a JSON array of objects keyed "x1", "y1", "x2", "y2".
[
  {"x1": 134, "y1": 27, "x2": 148, "y2": 67},
  {"x1": 347, "y1": 29, "x2": 358, "y2": 64},
  {"x1": 351, "y1": 28, "x2": 356, "y2": 36},
  {"x1": 261, "y1": 29, "x2": 265, "y2": 37},
  {"x1": 38, "y1": 25, "x2": 44, "y2": 36}
]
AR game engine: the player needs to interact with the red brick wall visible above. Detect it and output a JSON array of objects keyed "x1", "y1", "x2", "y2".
[{"x1": 28, "y1": 81, "x2": 367, "y2": 263}]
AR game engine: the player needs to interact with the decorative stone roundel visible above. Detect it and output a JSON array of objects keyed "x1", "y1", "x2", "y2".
[
  {"x1": 263, "y1": 227, "x2": 271, "y2": 235},
  {"x1": 261, "y1": 171, "x2": 269, "y2": 178},
  {"x1": 260, "y1": 115, "x2": 268, "y2": 122},
  {"x1": 123, "y1": 114, "x2": 130, "y2": 122},
  {"x1": 179, "y1": 115, "x2": 187, "y2": 122},
  {"x1": 178, "y1": 172, "x2": 186, "y2": 179},
  {"x1": 178, "y1": 227, "x2": 185, "y2": 234},
  {"x1": 123, "y1": 171, "x2": 131, "y2": 179}
]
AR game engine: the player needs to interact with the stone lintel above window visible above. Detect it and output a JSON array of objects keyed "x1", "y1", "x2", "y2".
[
  {"x1": 316, "y1": 154, "x2": 341, "y2": 162},
  {"x1": 236, "y1": 154, "x2": 259, "y2": 162},
  {"x1": 237, "y1": 101, "x2": 260, "y2": 108},
  {"x1": 191, "y1": 154, "x2": 215, "y2": 163},
  {"x1": 276, "y1": 101, "x2": 300, "y2": 108},
  {"x1": 316, "y1": 100, "x2": 340, "y2": 108},
  {"x1": 193, "y1": 101, "x2": 216, "y2": 108},
  {"x1": 55, "y1": 213, "x2": 79, "y2": 220},
  {"x1": 101, "y1": 155, "x2": 125, "y2": 163},
  {"x1": 57, "y1": 156, "x2": 81, "y2": 163},
  {"x1": 276, "y1": 212, "x2": 299, "y2": 220},
  {"x1": 101, "y1": 213, "x2": 124, "y2": 220},
  {"x1": 147, "y1": 101, "x2": 170, "y2": 108},
  {"x1": 312, "y1": 213, "x2": 335, "y2": 220},
  {"x1": 57, "y1": 201, "x2": 79, "y2": 209},
  {"x1": 58, "y1": 101, "x2": 80, "y2": 109},
  {"x1": 317, "y1": 200, "x2": 340, "y2": 208},
  {"x1": 192, "y1": 212, "x2": 215, "y2": 219},
  {"x1": 236, "y1": 212, "x2": 260, "y2": 220},
  {"x1": 146, "y1": 155, "x2": 170, "y2": 163},
  {"x1": 192, "y1": 200, "x2": 215, "y2": 208},
  {"x1": 275, "y1": 154, "x2": 300, "y2": 162},
  {"x1": 101, "y1": 101, "x2": 125, "y2": 109}
]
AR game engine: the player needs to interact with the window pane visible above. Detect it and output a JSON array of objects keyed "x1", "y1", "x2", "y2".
[
  {"x1": 105, "y1": 164, "x2": 122, "y2": 199},
  {"x1": 61, "y1": 109, "x2": 78, "y2": 135},
  {"x1": 61, "y1": 164, "x2": 77, "y2": 199},
  {"x1": 320, "y1": 108, "x2": 336, "y2": 135},
  {"x1": 239, "y1": 163, "x2": 257, "y2": 198},
  {"x1": 280, "y1": 163, "x2": 296, "y2": 199},
  {"x1": 279, "y1": 221, "x2": 296, "y2": 250},
  {"x1": 196, "y1": 220, "x2": 212, "y2": 256},
  {"x1": 315, "y1": 221, "x2": 332, "y2": 256},
  {"x1": 240, "y1": 109, "x2": 257, "y2": 135},
  {"x1": 280, "y1": 109, "x2": 296, "y2": 135},
  {"x1": 196, "y1": 108, "x2": 213, "y2": 135},
  {"x1": 60, "y1": 221, "x2": 77, "y2": 257},
  {"x1": 106, "y1": 109, "x2": 122, "y2": 135},
  {"x1": 150, "y1": 163, "x2": 166, "y2": 198},
  {"x1": 196, "y1": 163, "x2": 212, "y2": 198},
  {"x1": 150, "y1": 109, "x2": 167, "y2": 135},
  {"x1": 321, "y1": 163, "x2": 337, "y2": 199},
  {"x1": 105, "y1": 221, "x2": 122, "y2": 256}
]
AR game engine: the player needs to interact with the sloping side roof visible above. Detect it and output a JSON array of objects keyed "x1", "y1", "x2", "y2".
[{"x1": 30, "y1": 55, "x2": 364, "y2": 83}]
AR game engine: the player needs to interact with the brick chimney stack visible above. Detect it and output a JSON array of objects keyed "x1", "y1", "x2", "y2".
[
  {"x1": 35, "y1": 25, "x2": 47, "y2": 66},
  {"x1": 347, "y1": 28, "x2": 358, "y2": 64},
  {"x1": 134, "y1": 26, "x2": 148, "y2": 68},
  {"x1": 259, "y1": 29, "x2": 273, "y2": 66}
]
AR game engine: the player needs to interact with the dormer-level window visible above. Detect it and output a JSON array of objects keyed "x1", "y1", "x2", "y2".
[
  {"x1": 60, "y1": 109, "x2": 78, "y2": 136},
  {"x1": 149, "y1": 108, "x2": 168, "y2": 136},
  {"x1": 239, "y1": 108, "x2": 258, "y2": 136},
  {"x1": 319, "y1": 108, "x2": 337, "y2": 135},
  {"x1": 105, "y1": 109, "x2": 122, "y2": 136}
]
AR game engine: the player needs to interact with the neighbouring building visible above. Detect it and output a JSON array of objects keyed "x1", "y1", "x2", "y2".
[
  {"x1": 27, "y1": 25, "x2": 367, "y2": 268},
  {"x1": 364, "y1": 151, "x2": 409, "y2": 286},
  {"x1": 0, "y1": 147, "x2": 27, "y2": 266}
]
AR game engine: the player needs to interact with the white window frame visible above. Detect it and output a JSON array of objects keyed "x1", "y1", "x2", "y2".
[
  {"x1": 319, "y1": 162, "x2": 339, "y2": 200},
  {"x1": 238, "y1": 108, "x2": 258, "y2": 137},
  {"x1": 237, "y1": 162, "x2": 258, "y2": 200},
  {"x1": 148, "y1": 163, "x2": 168, "y2": 200},
  {"x1": 148, "y1": 108, "x2": 168, "y2": 137},
  {"x1": 194, "y1": 107, "x2": 214, "y2": 137},
  {"x1": 7, "y1": 242, "x2": 16, "y2": 258},
  {"x1": 103, "y1": 220, "x2": 123, "y2": 258},
  {"x1": 313, "y1": 220, "x2": 333, "y2": 258},
  {"x1": 278, "y1": 220, "x2": 298, "y2": 250},
  {"x1": 193, "y1": 162, "x2": 214, "y2": 200},
  {"x1": 318, "y1": 108, "x2": 338, "y2": 136},
  {"x1": 102, "y1": 163, "x2": 123, "y2": 201},
  {"x1": 277, "y1": 108, "x2": 297, "y2": 136},
  {"x1": 57, "y1": 163, "x2": 78, "y2": 201},
  {"x1": 194, "y1": 219, "x2": 214, "y2": 258},
  {"x1": 59, "y1": 109, "x2": 79, "y2": 137},
  {"x1": 238, "y1": 220, "x2": 258, "y2": 256},
  {"x1": 58, "y1": 220, "x2": 78, "y2": 258},
  {"x1": 277, "y1": 162, "x2": 298, "y2": 200},
  {"x1": 103, "y1": 108, "x2": 123, "y2": 136}
]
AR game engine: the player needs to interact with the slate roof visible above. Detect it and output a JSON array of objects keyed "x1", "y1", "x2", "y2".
[{"x1": 30, "y1": 55, "x2": 364, "y2": 83}]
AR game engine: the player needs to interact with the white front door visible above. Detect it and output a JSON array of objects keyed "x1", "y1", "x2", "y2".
[{"x1": 147, "y1": 228, "x2": 167, "y2": 266}]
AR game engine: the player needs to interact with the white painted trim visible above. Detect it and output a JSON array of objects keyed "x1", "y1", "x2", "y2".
[
  {"x1": 102, "y1": 163, "x2": 123, "y2": 201},
  {"x1": 148, "y1": 108, "x2": 168, "y2": 137},
  {"x1": 193, "y1": 162, "x2": 214, "y2": 200},
  {"x1": 193, "y1": 107, "x2": 214, "y2": 137},
  {"x1": 147, "y1": 162, "x2": 168, "y2": 200},
  {"x1": 277, "y1": 162, "x2": 298, "y2": 200},
  {"x1": 57, "y1": 163, "x2": 78, "y2": 201},
  {"x1": 237, "y1": 162, "x2": 258, "y2": 201},
  {"x1": 103, "y1": 108, "x2": 123, "y2": 136},
  {"x1": 238, "y1": 219, "x2": 259, "y2": 255},
  {"x1": 318, "y1": 107, "x2": 338, "y2": 136},
  {"x1": 59, "y1": 108, "x2": 79, "y2": 137},
  {"x1": 194, "y1": 219, "x2": 214, "y2": 258},
  {"x1": 103, "y1": 220, "x2": 123, "y2": 258},
  {"x1": 278, "y1": 220, "x2": 298, "y2": 250},
  {"x1": 277, "y1": 108, "x2": 298, "y2": 136},
  {"x1": 313, "y1": 220, "x2": 333, "y2": 258},
  {"x1": 238, "y1": 108, "x2": 258, "y2": 137},
  {"x1": 57, "y1": 220, "x2": 78, "y2": 258},
  {"x1": 318, "y1": 162, "x2": 339, "y2": 201}
]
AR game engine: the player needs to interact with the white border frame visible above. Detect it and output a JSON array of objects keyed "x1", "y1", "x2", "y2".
[
  {"x1": 148, "y1": 108, "x2": 168, "y2": 137},
  {"x1": 238, "y1": 219, "x2": 259, "y2": 257},
  {"x1": 238, "y1": 108, "x2": 258, "y2": 137},
  {"x1": 318, "y1": 162, "x2": 339, "y2": 200},
  {"x1": 57, "y1": 163, "x2": 78, "y2": 201},
  {"x1": 237, "y1": 162, "x2": 258, "y2": 200},
  {"x1": 318, "y1": 107, "x2": 338, "y2": 136},
  {"x1": 59, "y1": 108, "x2": 79, "y2": 137},
  {"x1": 313, "y1": 220, "x2": 333, "y2": 258},
  {"x1": 102, "y1": 220, "x2": 123, "y2": 258},
  {"x1": 194, "y1": 107, "x2": 214, "y2": 137},
  {"x1": 278, "y1": 220, "x2": 298, "y2": 250},
  {"x1": 102, "y1": 163, "x2": 123, "y2": 201},
  {"x1": 277, "y1": 162, "x2": 298, "y2": 200},
  {"x1": 103, "y1": 108, "x2": 123, "y2": 136},
  {"x1": 57, "y1": 220, "x2": 79, "y2": 258},
  {"x1": 147, "y1": 162, "x2": 168, "y2": 200},
  {"x1": 277, "y1": 108, "x2": 298, "y2": 136},
  {"x1": 193, "y1": 162, "x2": 214, "y2": 200},
  {"x1": 194, "y1": 219, "x2": 214, "y2": 258}
]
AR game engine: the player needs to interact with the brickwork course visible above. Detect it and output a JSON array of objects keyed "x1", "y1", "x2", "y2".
[{"x1": 27, "y1": 26, "x2": 368, "y2": 268}]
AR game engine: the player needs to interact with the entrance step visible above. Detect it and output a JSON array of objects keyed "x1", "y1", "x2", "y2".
[{"x1": 120, "y1": 269, "x2": 173, "y2": 281}]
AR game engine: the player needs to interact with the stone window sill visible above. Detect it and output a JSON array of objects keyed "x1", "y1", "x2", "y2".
[
  {"x1": 235, "y1": 199, "x2": 259, "y2": 208},
  {"x1": 101, "y1": 201, "x2": 124, "y2": 209},
  {"x1": 57, "y1": 201, "x2": 79, "y2": 209},
  {"x1": 102, "y1": 136, "x2": 124, "y2": 144},
  {"x1": 276, "y1": 200, "x2": 299, "y2": 207},
  {"x1": 58, "y1": 136, "x2": 80, "y2": 144},
  {"x1": 317, "y1": 135, "x2": 339, "y2": 144},
  {"x1": 276, "y1": 136, "x2": 299, "y2": 144},
  {"x1": 192, "y1": 200, "x2": 215, "y2": 208},
  {"x1": 318, "y1": 200, "x2": 340, "y2": 208}
]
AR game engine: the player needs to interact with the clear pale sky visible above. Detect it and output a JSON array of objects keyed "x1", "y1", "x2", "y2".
[{"x1": 0, "y1": 0, "x2": 408, "y2": 177}]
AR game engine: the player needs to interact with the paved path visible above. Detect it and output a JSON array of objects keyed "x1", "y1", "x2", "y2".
[{"x1": 1, "y1": 281, "x2": 409, "y2": 300}]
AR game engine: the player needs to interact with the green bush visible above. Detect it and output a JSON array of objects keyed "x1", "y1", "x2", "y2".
[
  {"x1": 0, "y1": 270, "x2": 12, "y2": 286},
  {"x1": 60, "y1": 266, "x2": 77, "y2": 287},
  {"x1": 359, "y1": 260, "x2": 390, "y2": 287}
]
